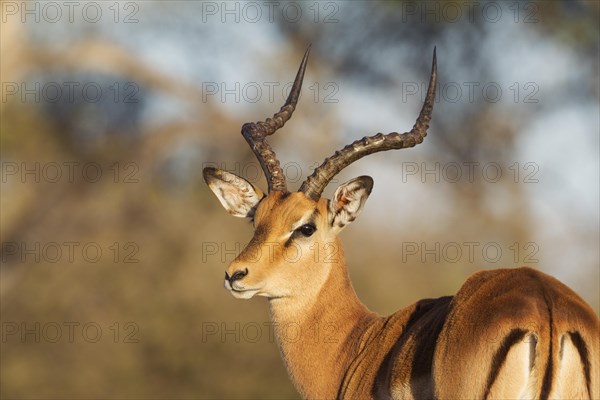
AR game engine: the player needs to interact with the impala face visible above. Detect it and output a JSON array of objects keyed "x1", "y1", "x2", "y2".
[
  {"x1": 204, "y1": 46, "x2": 435, "y2": 301},
  {"x1": 203, "y1": 169, "x2": 373, "y2": 300},
  {"x1": 202, "y1": 48, "x2": 600, "y2": 400}
]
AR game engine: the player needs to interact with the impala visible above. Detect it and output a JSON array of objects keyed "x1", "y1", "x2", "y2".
[{"x1": 203, "y1": 47, "x2": 599, "y2": 399}]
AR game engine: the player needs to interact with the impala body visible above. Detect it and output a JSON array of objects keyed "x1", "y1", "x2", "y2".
[{"x1": 203, "y1": 48, "x2": 600, "y2": 399}]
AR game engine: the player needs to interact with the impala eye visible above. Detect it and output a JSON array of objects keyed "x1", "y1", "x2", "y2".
[{"x1": 297, "y1": 224, "x2": 316, "y2": 237}]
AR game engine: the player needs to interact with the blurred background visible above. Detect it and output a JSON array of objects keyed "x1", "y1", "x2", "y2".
[{"x1": 1, "y1": 0, "x2": 598, "y2": 398}]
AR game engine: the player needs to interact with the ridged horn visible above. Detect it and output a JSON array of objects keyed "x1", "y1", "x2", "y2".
[
  {"x1": 299, "y1": 47, "x2": 437, "y2": 200},
  {"x1": 241, "y1": 46, "x2": 311, "y2": 192}
]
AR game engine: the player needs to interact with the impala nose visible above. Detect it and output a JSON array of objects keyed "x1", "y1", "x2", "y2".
[{"x1": 225, "y1": 268, "x2": 248, "y2": 284}]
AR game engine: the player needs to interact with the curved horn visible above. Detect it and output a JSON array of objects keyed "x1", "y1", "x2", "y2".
[
  {"x1": 299, "y1": 47, "x2": 437, "y2": 200},
  {"x1": 241, "y1": 46, "x2": 310, "y2": 192}
]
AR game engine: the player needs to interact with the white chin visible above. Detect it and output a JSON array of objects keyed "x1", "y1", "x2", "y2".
[{"x1": 230, "y1": 289, "x2": 259, "y2": 299}]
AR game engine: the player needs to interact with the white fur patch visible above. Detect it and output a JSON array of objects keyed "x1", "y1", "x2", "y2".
[
  {"x1": 204, "y1": 168, "x2": 264, "y2": 218},
  {"x1": 329, "y1": 176, "x2": 373, "y2": 232}
]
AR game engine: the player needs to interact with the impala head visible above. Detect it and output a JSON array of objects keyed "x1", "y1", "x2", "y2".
[{"x1": 204, "y1": 46, "x2": 437, "y2": 300}]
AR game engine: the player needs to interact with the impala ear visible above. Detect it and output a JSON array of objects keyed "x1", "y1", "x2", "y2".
[
  {"x1": 328, "y1": 176, "x2": 373, "y2": 232},
  {"x1": 203, "y1": 167, "x2": 265, "y2": 218}
]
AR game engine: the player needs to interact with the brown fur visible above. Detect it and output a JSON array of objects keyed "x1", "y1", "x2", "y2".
[{"x1": 206, "y1": 178, "x2": 600, "y2": 399}]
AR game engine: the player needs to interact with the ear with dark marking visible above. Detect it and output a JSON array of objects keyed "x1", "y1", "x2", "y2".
[
  {"x1": 203, "y1": 167, "x2": 265, "y2": 218},
  {"x1": 328, "y1": 176, "x2": 373, "y2": 232}
]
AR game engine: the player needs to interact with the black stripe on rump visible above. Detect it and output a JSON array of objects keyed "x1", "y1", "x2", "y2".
[
  {"x1": 568, "y1": 331, "x2": 592, "y2": 398},
  {"x1": 540, "y1": 293, "x2": 554, "y2": 400},
  {"x1": 483, "y1": 328, "x2": 528, "y2": 399}
]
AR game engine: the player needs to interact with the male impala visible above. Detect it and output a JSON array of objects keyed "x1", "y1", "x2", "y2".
[{"x1": 203, "y1": 48, "x2": 599, "y2": 399}]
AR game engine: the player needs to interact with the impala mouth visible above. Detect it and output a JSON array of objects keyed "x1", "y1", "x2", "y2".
[
  {"x1": 224, "y1": 279, "x2": 260, "y2": 299},
  {"x1": 230, "y1": 288, "x2": 260, "y2": 299}
]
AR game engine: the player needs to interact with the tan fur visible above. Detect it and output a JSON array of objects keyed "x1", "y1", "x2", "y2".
[{"x1": 207, "y1": 179, "x2": 600, "y2": 399}]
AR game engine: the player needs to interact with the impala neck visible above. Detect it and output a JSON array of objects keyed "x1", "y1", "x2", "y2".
[{"x1": 268, "y1": 238, "x2": 377, "y2": 398}]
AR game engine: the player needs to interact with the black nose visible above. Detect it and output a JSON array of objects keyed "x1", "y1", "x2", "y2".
[{"x1": 225, "y1": 268, "x2": 248, "y2": 283}]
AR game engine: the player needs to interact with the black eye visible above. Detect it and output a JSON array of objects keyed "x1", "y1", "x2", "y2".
[{"x1": 297, "y1": 224, "x2": 316, "y2": 237}]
